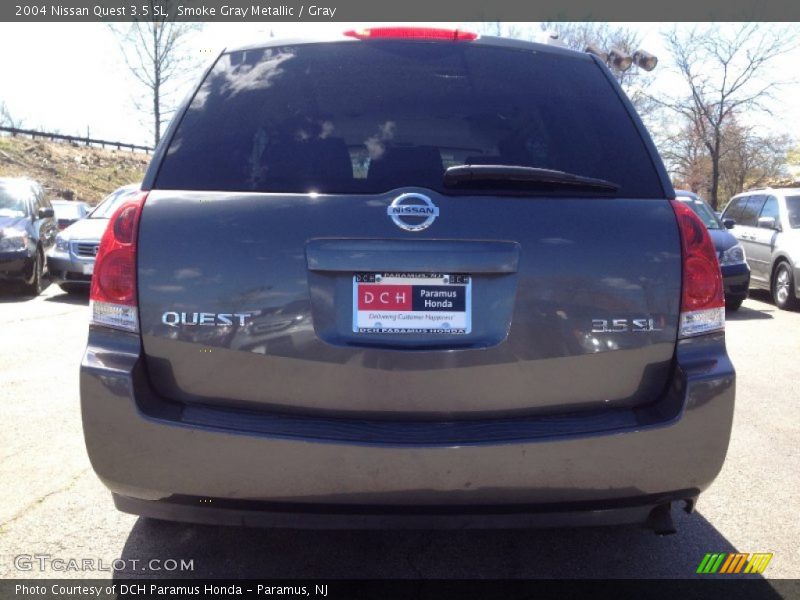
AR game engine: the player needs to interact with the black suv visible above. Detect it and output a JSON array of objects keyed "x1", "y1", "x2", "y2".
[{"x1": 0, "y1": 177, "x2": 55, "y2": 295}]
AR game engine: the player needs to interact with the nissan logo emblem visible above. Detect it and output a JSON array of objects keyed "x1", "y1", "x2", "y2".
[{"x1": 387, "y1": 193, "x2": 439, "y2": 232}]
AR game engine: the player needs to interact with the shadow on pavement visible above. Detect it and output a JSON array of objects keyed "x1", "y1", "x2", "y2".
[
  {"x1": 0, "y1": 288, "x2": 24, "y2": 303},
  {"x1": 727, "y1": 290, "x2": 781, "y2": 321},
  {"x1": 0, "y1": 280, "x2": 52, "y2": 302},
  {"x1": 726, "y1": 305, "x2": 774, "y2": 321},
  {"x1": 114, "y1": 509, "x2": 774, "y2": 580},
  {"x1": 746, "y1": 289, "x2": 800, "y2": 313},
  {"x1": 44, "y1": 289, "x2": 90, "y2": 305}
]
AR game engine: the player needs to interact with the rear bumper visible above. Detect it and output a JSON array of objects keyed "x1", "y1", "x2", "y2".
[
  {"x1": 81, "y1": 329, "x2": 735, "y2": 528},
  {"x1": 113, "y1": 491, "x2": 697, "y2": 530},
  {"x1": 721, "y1": 262, "x2": 750, "y2": 302},
  {"x1": 46, "y1": 252, "x2": 93, "y2": 285}
]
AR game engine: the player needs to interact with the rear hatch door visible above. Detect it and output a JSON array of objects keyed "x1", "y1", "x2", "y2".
[{"x1": 138, "y1": 38, "x2": 680, "y2": 418}]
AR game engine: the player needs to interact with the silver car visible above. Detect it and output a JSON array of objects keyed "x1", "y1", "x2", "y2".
[
  {"x1": 47, "y1": 184, "x2": 139, "y2": 294},
  {"x1": 721, "y1": 187, "x2": 800, "y2": 310}
]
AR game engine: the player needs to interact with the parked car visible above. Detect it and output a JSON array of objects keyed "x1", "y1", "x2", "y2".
[
  {"x1": 81, "y1": 29, "x2": 734, "y2": 534},
  {"x1": 675, "y1": 190, "x2": 749, "y2": 310},
  {"x1": 721, "y1": 187, "x2": 800, "y2": 310},
  {"x1": 51, "y1": 199, "x2": 90, "y2": 230},
  {"x1": 47, "y1": 184, "x2": 139, "y2": 294},
  {"x1": 0, "y1": 177, "x2": 56, "y2": 295}
]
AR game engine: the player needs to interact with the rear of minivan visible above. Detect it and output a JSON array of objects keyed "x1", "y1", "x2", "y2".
[{"x1": 81, "y1": 30, "x2": 735, "y2": 531}]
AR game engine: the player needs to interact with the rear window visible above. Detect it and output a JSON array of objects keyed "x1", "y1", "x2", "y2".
[
  {"x1": 155, "y1": 41, "x2": 664, "y2": 197},
  {"x1": 787, "y1": 196, "x2": 800, "y2": 228},
  {"x1": 89, "y1": 188, "x2": 135, "y2": 219},
  {"x1": 53, "y1": 202, "x2": 84, "y2": 219},
  {"x1": 677, "y1": 195, "x2": 720, "y2": 229}
]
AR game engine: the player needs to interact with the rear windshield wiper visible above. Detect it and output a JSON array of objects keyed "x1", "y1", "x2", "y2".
[{"x1": 444, "y1": 165, "x2": 620, "y2": 193}]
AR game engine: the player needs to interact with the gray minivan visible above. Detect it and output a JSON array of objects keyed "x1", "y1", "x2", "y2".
[
  {"x1": 721, "y1": 188, "x2": 800, "y2": 310},
  {"x1": 81, "y1": 29, "x2": 735, "y2": 533}
]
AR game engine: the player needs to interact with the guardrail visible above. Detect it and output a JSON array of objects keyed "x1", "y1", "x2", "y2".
[{"x1": 0, "y1": 126, "x2": 153, "y2": 153}]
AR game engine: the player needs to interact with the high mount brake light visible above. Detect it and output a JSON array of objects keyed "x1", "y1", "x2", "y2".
[
  {"x1": 344, "y1": 27, "x2": 478, "y2": 41},
  {"x1": 670, "y1": 199, "x2": 725, "y2": 338},
  {"x1": 89, "y1": 191, "x2": 147, "y2": 332}
]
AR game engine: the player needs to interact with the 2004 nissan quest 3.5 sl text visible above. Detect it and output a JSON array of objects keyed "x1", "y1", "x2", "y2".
[{"x1": 81, "y1": 28, "x2": 734, "y2": 534}]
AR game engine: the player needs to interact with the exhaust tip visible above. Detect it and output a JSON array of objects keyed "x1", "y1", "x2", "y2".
[
  {"x1": 683, "y1": 497, "x2": 697, "y2": 515},
  {"x1": 647, "y1": 503, "x2": 677, "y2": 536}
]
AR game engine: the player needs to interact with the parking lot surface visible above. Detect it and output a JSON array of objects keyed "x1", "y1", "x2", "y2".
[{"x1": 1, "y1": 283, "x2": 798, "y2": 579}]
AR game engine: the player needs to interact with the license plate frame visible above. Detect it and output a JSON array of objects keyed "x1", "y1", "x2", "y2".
[{"x1": 352, "y1": 272, "x2": 472, "y2": 335}]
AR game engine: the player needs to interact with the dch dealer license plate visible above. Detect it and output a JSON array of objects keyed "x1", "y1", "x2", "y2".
[{"x1": 353, "y1": 272, "x2": 471, "y2": 334}]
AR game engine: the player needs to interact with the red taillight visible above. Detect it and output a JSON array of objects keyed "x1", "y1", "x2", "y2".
[
  {"x1": 90, "y1": 192, "x2": 147, "y2": 331},
  {"x1": 344, "y1": 27, "x2": 478, "y2": 41},
  {"x1": 670, "y1": 199, "x2": 725, "y2": 337},
  {"x1": 96, "y1": 249, "x2": 137, "y2": 302}
]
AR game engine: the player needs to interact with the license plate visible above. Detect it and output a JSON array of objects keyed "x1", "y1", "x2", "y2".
[
  {"x1": 82, "y1": 263, "x2": 94, "y2": 275},
  {"x1": 353, "y1": 272, "x2": 471, "y2": 334}
]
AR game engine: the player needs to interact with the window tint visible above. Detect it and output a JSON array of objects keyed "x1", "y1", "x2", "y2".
[
  {"x1": 89, "y1": 188, "x2": 136, "y2": 219},
  {"x1": 677, "y1": 196, "x2": 720, "y2": 228},
  {"x1": 155, "y1": 42, "x2": 664, "y2": 197},
  {"x1": 738, "y1": 195, "x2": 766, "y2": 227},
  {"x1": 786, "y1": 196, "x2": 800, "y2": 228},
  {"x1": 723, "y1": 197, "x2": 745, "y2": 222},
  {"x1": 0, "y1": 187, "x2": 29, "y2": 218},
  {"x1": 53, "y1": 202, "x2": 85, "y2": 219},
  {"x1": 759, "y1": 196, "x2": 780, "y2": 226}
]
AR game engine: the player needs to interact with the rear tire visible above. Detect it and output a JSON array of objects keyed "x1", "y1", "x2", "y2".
[
  {"x1": 772, "y1": 262, "x2": 799, "y2": 310},
  {"x1": 725, "y1": 298, "x2": 744, "y2": 311},
  {"x1": 21, "y1": 249, "x2": 44, "y2": 296}
]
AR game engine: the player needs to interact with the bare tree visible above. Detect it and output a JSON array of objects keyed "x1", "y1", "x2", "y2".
[
  {"x1": 719, "y1": 121, "x2": 791, "y2": 199},
  {"x1": 110, "y1": 2, "x2": 201, "y2": 146},
  {"x1": 660, "y1": 121, "x2": 712, "y2": 193},
  {"x1": 663, "y1": 115, "x2": 791, "y2": 200},
  {"x1": 655, "y1": 24, "x2": 794, "y2": 208},
  {"x1": 787, "y1": 146, "x2": 800, "y2": 185},
  {"x1": 0, "y1": 101, "x2": 23, "y2": 128}
]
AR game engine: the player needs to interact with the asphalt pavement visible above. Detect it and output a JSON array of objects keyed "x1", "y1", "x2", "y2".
[{"x1": 0, "y1": 282, "x2": 798, "y2": 580}]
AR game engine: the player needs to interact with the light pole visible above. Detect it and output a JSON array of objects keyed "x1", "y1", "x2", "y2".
[{"x1": 584, "y1": 44, "x2": 659, "y2": 72}]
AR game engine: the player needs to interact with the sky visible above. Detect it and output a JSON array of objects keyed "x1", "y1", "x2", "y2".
[{"x1": 0, "y1": 21, "x2": 798, "y2": 148}]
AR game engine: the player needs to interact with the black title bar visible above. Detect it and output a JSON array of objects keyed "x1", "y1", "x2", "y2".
[{"x1": 4, "y1": 0, "x2": 800, "y2": 22}]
